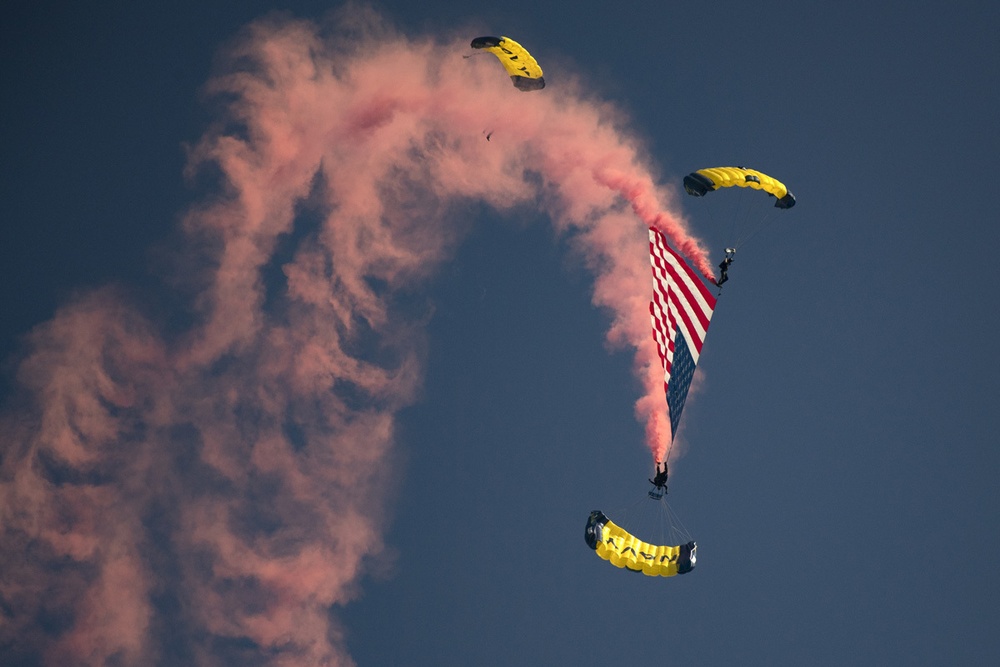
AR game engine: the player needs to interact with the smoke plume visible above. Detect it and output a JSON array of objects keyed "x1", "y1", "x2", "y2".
[{"x1": 0, "y1": 7, "x2": 711, "y2": 665}]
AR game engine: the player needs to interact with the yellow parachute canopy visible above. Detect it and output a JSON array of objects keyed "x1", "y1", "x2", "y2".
[
  {"x1": 471, "y1": 36, "x2": 545, "y2": 91},
  {"x1": 585, "y1": 511, "x2": 696, "y2": 577},
  {"x1": 684, "y1": 166, "x2": 796, "y2": 209}
]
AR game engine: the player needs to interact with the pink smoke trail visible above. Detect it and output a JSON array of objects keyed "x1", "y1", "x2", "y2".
[{"x1": 0, "y1": 7, "x2": 712, "y2": 666}]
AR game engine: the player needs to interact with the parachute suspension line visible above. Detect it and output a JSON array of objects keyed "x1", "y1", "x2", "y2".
[
  {"x1": 615, "y1": 486, "x2": 659, "y2": 529},
  {"x1": 729, "y1": 184, "x2": 765, "y2": 250},
  {"x1": 663, "y1": 496, "x2": 693, "y2": 543},
  {"x1": 709, "y1": 184, "x2": 760, "y2": 269},
  {"x1": 733, "y1": 206, "x2": 777, "y2": 251},
  {"x1": 734, "y1": 185, "x2": 755, "y2": 245},
  {"x1": 616, "y1": 493, "x2": 651, "y2": 524},
  {"x1": 693, "y1": 184, "x2": 750, "y2": 266},
  {"x1": 609, "y1": 473, "x2": 692, "y2": 551},
  {"x1": 721, "y1": 186, "x2": 740, "y2": 246}
]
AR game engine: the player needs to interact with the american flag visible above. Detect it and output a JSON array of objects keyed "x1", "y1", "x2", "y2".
[{"x1": 648, "y1": 228, "x2": 717, "y2": 439}]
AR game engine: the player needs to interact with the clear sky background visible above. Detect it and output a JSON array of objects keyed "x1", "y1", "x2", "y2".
[{"x1": 3, "y1": 1, "x2": 999, "y2": 666}]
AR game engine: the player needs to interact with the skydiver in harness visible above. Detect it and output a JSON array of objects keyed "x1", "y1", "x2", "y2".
[
  {"x1": 717, "y1": 247, "x2": 736, "y2": 287},
  {"x1": 649, "y1": 460, "x2": 669, "y2": 492}
]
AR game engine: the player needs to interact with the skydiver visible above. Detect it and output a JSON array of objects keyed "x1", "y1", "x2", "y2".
[
  {"x1": 649, "y1": 460, "x2": 669, "y2": 490},
  {"x1": 717, "y1": 247, "x2": 736, "y2": 286}
]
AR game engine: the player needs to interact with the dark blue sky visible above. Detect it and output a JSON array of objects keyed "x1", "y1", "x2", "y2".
[{"x1": 3, "y1": 1, "x2": 999, "y2": 665}]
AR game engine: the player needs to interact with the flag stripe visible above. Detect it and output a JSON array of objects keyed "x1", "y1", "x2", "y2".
[
  {"x1": 649, "y1": 235, "x2": 714, "y2": 340},
  {"x1": 648, "y1": 228, "x2": 716, "y2": 440}
]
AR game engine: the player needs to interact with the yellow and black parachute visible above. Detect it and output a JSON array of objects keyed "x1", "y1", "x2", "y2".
[
  {"x1": 471, "y1": 36, "x2": 545, "y2": 91},
  {"x1": 684, "y1": 166, "x2": 796, "y2": 209},
  {"x1": 585, "y1": 510, "x2": 696, "y2": 577}
]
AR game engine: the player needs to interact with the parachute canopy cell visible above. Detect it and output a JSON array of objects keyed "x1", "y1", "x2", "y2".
[
  {"x1": 584, "y1": 510, "x2": 696, "y2": 577},
  {"x1": 683, "y1": 166, "x2": 796, "y2": 209},
  {"x1": 471, "y1": 36, "x2": 545, "y2": 91}
]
